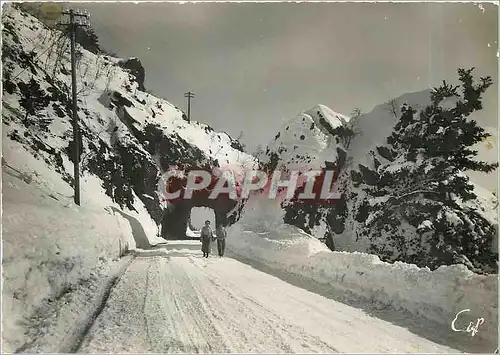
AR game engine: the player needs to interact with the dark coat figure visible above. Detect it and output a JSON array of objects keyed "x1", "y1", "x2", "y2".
[
  {"x1": 216, "y1": 225, "x2": 227, "y2": 257},
  {"x1": 200, "y1": 221, "x2": 214, "y2": 258}
]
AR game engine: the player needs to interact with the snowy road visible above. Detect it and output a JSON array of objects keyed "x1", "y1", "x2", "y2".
[{"x1": 78, "y1": 241, "x2": 460, "y2": 353}]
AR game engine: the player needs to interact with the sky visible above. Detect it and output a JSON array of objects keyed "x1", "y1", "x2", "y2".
[{"x1": 73, "y1": 2, "x2": 498, "y2": 153}]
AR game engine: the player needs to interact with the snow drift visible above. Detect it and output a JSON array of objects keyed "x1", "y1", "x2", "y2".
[
  {"x1": 227, "y1": 197, "x2": 498, "y2": 347},
  {"x1": 2, "y1": 133, "x2": 149, "y2": 352}
]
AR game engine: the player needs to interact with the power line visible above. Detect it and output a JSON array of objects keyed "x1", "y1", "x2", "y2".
[
  {"x1": 9, "y1": 14, "x2": 70, "y2": 82},
  {"x1": 10, "y1": 41, "x2": 57, "y2": 82}
]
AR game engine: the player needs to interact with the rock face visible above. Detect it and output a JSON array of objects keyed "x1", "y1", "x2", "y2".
[
  {"x1": 118, "y1": 57, "x2": 146, "y2": 92},
  {"x1": 2, "y1": 5, "x2": 255, "y2": 240}
]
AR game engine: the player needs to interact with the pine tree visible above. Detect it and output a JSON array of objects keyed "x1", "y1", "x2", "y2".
[
  {"x1": 236, "y1": 131, "x2": 246, "y2": 152},
  {"x1": 357, "y1": 68, "x2": 498, "y2": 273},
  {"x1": 253, "y1": 144, "x2": 264, "y2": 158},
  {"x1": 350, "y1": 107, "x2": 363, "y2": 119}
]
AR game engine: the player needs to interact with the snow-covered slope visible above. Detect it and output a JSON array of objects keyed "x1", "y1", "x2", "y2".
[
  {"x1": 2, "y1": 133, "x2": 144, "y2": 352},
  {"x1": 226, "y1": 135, "x2": 498, "y2": 348},
  {"x1": 1, "y1": 5, "x2": 255, "y2": 351},
  {"x1": 257, "y1": 104, "x2": 353, "y2": 241},
  {"x1": 2, "y1": 5, "x2": 255, "y2": 227},
  {"x1": 260, "y1": 104, "x2": 350, "y2": 171}
]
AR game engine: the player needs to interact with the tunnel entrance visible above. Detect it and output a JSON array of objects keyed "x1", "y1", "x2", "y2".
[{"x1": 158, "y1": 167, "x2": 248, "y2": 240}]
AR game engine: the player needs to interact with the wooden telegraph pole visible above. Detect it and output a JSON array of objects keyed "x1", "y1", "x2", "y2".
[
  {"x1": 184, "y1": 91, "x2": 194, "y2": 123},
  {"x1": 59, "y1": 8, "x2": 90, "y2": 205}
]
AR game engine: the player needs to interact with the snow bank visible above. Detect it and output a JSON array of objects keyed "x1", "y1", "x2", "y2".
[
  {"x1": 1, "y1": 136, "x2": 158, "y2": 352},
  {"x1": 2, "y1": 172, "x2": 132, "y2": 352},
  {"x1": 227, "y1": 200, "x2": 498, "y2": 345}
]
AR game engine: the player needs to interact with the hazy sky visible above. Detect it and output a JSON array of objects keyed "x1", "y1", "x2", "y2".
[{"x1": 75, "y1": 2, "x2": 498, "y2": 152}]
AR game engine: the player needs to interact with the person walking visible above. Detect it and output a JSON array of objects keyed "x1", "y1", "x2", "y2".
[
  {"x1": 200, "y1": 220, "x2": 213, "y2": 258},
  {"x1": 216, "y1": 225, "x2": 227, "y2": 257}
]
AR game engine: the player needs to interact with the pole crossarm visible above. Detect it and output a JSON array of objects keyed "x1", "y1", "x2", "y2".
[{"x1": 59, "y1": 9, "x2": 90, "y2": 27}]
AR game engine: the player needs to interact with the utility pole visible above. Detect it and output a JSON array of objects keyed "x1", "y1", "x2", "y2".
[
  {"x1": 184, "y1": 91, "x2": 194, "y2": 123},
  {"x1": 59, "y1": 8, "x2": 90, "y2": 205}
]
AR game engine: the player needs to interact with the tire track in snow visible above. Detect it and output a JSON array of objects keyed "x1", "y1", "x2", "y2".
[
  {"x1": 77, "y1": 258, "x2": 153, "y2": 353},
  {"x1": 60, "y1": 255, "x2": 134, "y2": 353},
  {"x1": 161, "y1": 259, "x2": 229, "y2": 353},
  {"x1": 184, "y1": 257, "x2": 260, "y2": 352},
  {"x1": 141, "y1": 262, "x2": 154, "y2": 350},
  {"x1": 205, "y1": 272, "x2": 334, "y2": 353},
  {"x1": 186, "y1": 255, "x2": 459, "y2": 353},
  {"x1": 178, "y1": 258, "x2": 241, "y2": 353},
  {"x1": 77, "y1": 246, "x2": 461, "y2": 353},
  {"x1": 146, "y1": 258, "x2": 203, "y2": 353},
  {"x1": 142, "y1": 258, "x2": 189, "y2": 353},
  {"x1": 186, "y1": 256, "x2": 338, "y2": 353},
  {"x1": 128, "y1": 257, "x2": 229, "y2": 353}
]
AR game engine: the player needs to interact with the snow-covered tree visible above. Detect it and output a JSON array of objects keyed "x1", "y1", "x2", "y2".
[
  {"x1": 343, "y1": 108, "x2": 363, "y2": 149},
  {"x1": 253, "y1": 143, "x2": 264, "y2": 158},
  {"x1": 236, "y1": 130, "x2": 247, "y2": 152},
  {"x1": 350, "y1": 107, "x2": 363, "y2": 119},
  {"x1": 356, "y1": 68, "x2": 498, "y2": 273},
  {"x1": 386, "y1": 98, "x2": 398, "y2": 118}
]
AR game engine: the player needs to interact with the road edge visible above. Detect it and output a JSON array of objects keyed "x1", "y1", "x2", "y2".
[{"x1": 59, "y1": 254, "x2": 135, "y2": 353}]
